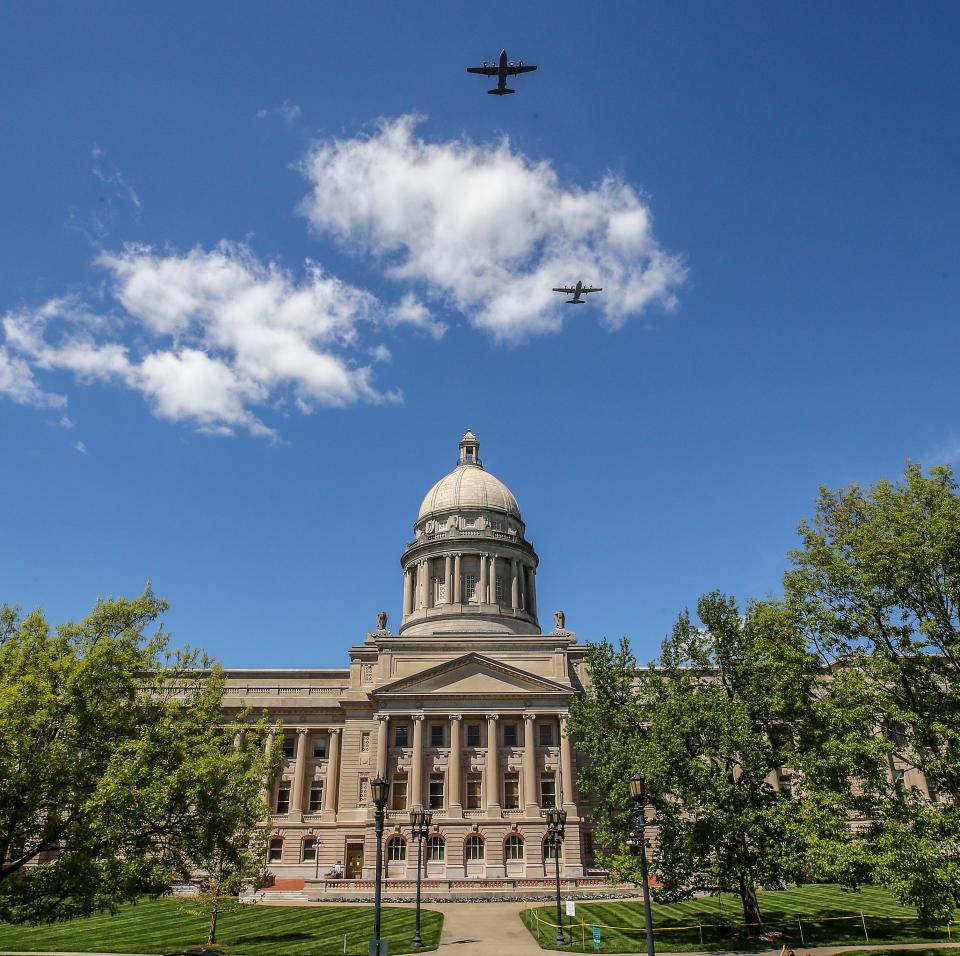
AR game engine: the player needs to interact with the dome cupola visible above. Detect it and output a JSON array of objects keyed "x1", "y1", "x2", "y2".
[{"x1": 400, "y1": 432, "x2": 540, "y2": 636}]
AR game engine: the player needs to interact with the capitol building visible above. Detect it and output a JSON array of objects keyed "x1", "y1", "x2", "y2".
[{"x1": 222, "y1": 431, "x2": 596, "y2": 887}]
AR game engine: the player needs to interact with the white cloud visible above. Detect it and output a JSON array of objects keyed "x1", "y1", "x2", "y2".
[
  {"x1": 370, "y1": 343, "x2": 392, "y2": 363},
  {"x1": 0, "y1": 346, "x2": 66, "y2": 409},
  {"x1": 256, "y1": 101, "x2": 302, "y2": 123},
  {"x1": 73, "y1": 440, "x2": 87, "y2": 455},
  {"x1": 1, "y1": 243, "x2": 401, "y2": 438},
  {"x1": 299, "y1": 115, "x2": 686, "y2": 342}
]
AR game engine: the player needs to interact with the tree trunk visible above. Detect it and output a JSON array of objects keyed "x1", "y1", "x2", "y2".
[
  {"x1": 208, "y1": 899, "x2": 219, "y2": 945},
  {"x1": 739, "y1": 880, "x2": 764, "y2": 935}
]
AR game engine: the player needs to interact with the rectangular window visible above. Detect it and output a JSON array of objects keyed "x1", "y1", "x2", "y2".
[
  {"x1": 308, "y1": 785, "x2": 324, "y2": 812},
  {"x1": 435, "y1": 578, "x2": 447, "y2": 603},
  {"x1": 503, "y1": 723, "x2": 518, "y2": 747},
  {"x1": 282, "y1": 736, "x2": 296, "y2": 759},
  {"x1": 312, "y1": 738, "x2": 328, "y2": 759},
  {"x1": 584, "y1": 831, "x2": 594, "y2": 857},
  {"x1": 464, "y1": 574, "x2": 477, "y2": 602},
  {"x1": 541, "y1": 773, "x2": 556, "y2": 809},
  {"x1": 268, "y1": 838, "x2": 283, "y2": 863},
  {"x1": 358, "y1": 778, "x2": 369, "y2": 806},
  {"x1": 301, "y1": 838, "x2": 317, "y2": 862},
  {"x1": 392, "y1": 776, "x2": 408, "y2": 811},
  {"x1": 503, "y1": 772, "x2": 520, "y2": 809},
  {"x1": 360, "y1": 732, "x2": 370, "y2": 753},
  {"x1": 395, "y1": 725, "x2": 409, "y2": 748},
  {"x1": 495, "y1": 575, "x2": 504, "y2": 602},
  {"x1": 466, "y1": 773, "x2": 482, "y2": 810},
  {"x1": 430, "y1": 724, "x2": 444, "y2": 747},
  {"x1": 466, "y1": 723, "x2": 481, "y2": 747},
  {"x1": 275, "y1": 783, "x2": 290, "y2": 814},
  {"x1": 538, "y1": 723, "x2": 554, "y2": 747},
  {"x1": 429, "y1": 773, "x2": 444, "y2": 810},
  {"x1": 778, "y1": 772, "x2": 793, "y2": 797}
]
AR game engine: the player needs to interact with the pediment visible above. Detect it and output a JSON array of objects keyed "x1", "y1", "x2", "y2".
[{"x1": 372, "y1": 653, "x2": 571, "y2": 698}]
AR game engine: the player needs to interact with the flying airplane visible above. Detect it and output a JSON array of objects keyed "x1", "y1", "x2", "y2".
[
  {"x1": 467, "y1": 50, "x2": 537, "y2": 95},
  {"x1": 552, "y1": 281, "x2": 602, "y2": 304}
]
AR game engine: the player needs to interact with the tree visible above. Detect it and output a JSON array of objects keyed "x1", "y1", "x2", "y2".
[
  {"x1": 0, "y1": 590, "x2": 280, "y2": 924},
  {"x1": 784, "y1": 462, "x2": 960, "y2": 921},
  {"x1": 571, "y1": 593, "x2": 820, "y2": 934}
]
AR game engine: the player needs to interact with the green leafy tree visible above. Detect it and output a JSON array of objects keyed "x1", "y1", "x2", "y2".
[
  {"x1": 0, "y1": 590, "x2": 280, "y2": 924},
  {"x1": 784, "y1": 462, "x2": 960, "y2": 921},
  {"x1": 571, "y1": 593, "x2": 821, "y2": 934}
]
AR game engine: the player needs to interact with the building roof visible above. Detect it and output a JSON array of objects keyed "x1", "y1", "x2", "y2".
[{"x1": 418, "y1": 461, "x2": 521, "y2": 520}]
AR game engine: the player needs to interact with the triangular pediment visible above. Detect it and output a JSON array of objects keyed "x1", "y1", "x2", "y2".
[{"x1": 372, "y1": 653, "x2": 571, "y2": 698}]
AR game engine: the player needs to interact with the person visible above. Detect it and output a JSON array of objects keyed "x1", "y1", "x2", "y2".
[{"x1": 329, "y1": 860, "x2": 344, "y2": 879}]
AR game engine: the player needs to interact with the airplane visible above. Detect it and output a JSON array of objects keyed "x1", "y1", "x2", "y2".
[
  {"x1": 467, "y1": 50, "x2": 537, "y2": 95},
  {"x1": 552, "y1": 281, "x2": 602, "y2": 304}
]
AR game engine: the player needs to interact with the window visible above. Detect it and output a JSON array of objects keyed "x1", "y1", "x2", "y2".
[
  {"x1": 505, "y1": 834, "x2": 524, "y2": 860},
  {"x1": 544, "y1": 835, "x2": 562, "y2": 860},
  {"x1": 503, "y1": 772, "x2": 520, "y2": 809},
  {"x1": 358, "y1": 778, "x2": 369, "y2": 806},
  {"x1": 495, "y1": 575, "x2": 504, "y2": 602},
  {"x1": 395, "y1": 725, "x2": 409, "y2": 747},
  {"x1": 466, "y1": 773, "x2": 482, "y2": 810},
  {"x1": 429, "y1": 774, "x2": 444, "y2": 810},
  {"x1": 463, "y1": 517, "x2": 476, "y2": 528},
  {"x1": 584, "y1": 831, "x2": 594, "y2": 857},
  {"x1": 464, "y1": 574, "x2": 477, "y2": 602},
  {"x1": 466, "y1": 723, "x2": 481, "y2": 747},
  {"x1": 503, "y1": 724, "x2": 518, "y2": 747},
  {"x1": 430, "y1": 724, "x2": 444, "y2": 747},
  {"x1": 777, "y1": 772, "x2": 793, "y2": 797},
  {"x1": 893, "y1": 767, "x2": 907, "y2": 788},
  {"x1": 275, "y1": 783, "x2": 290, "y2": 814},
  {"x1": 434, "y1": 578, "x2": 447, "y2": 603},
  {"x1": 465, "y1": 835, "x2": 485, "y2": 860},
  {"x1": 282, "y1": 736, "x2": 296, "y2": 759},
  {"x1": 426, "y1": 836, "x2": 445, "y2": 861},
  {"x1": 387, "y1": 837, "x2": 407, "y2": 862},
  {"x1": 392, "y1": 776, "x2": 408, "y2": 811},
  {"x1": 268, "y1": 838, "x2": 283, "y2": 862},
  {"x1": 360, "y1": 732, "x2": 370, "y2": 753},
  {"x1": 301, "y1": 838, "x2": 318, "y2": 862},
  {"x1": 312, "y1": 738, "x2": 328, "y2": 759},
  {"x1": 309, "y1": 784, "x2": 324, "y2": 812},
  {"x1": 538, "y1": 723, "x2": 554, "y2": 747},
  {"x1": 541, "y1": 773, "x2": 557, "y2": 809}
]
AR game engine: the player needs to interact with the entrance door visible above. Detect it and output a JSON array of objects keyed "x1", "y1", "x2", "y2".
[{"x1": 345, "y1": 844, "x2": 364, "y2": 879}]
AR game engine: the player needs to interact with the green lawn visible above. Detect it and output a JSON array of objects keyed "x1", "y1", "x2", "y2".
[
  {"x1": 0, "y1": 898, "x2": 443, "y2": 955},
  {"x1": 834, "y1": 950, "x2": 960, "y2": 956},
  {"x1": 522, "y1": 884, "x2": 958, "y2": 953}
]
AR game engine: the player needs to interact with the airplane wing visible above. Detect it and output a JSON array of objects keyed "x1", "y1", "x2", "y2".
[
  {"x1": 552, "y1": 287, "x2": 576, "y2": 294},
  {"x1": 583, "y1": 287, "x2": 602, "y2": 293},
  {"x1": 467, "y1": 66, "x2": 498, "y2": 75},
  {"x1": 507, "y1": 64, "x2": 538, "y2": 75}
]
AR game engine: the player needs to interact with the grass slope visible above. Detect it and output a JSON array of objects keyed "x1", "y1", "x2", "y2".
[
  {"x1": 0, "y1": 899, "x2": 443, "y2": 955},
  {"x1": 522, "y1": 884, "x2": 957, "y2": 953}
]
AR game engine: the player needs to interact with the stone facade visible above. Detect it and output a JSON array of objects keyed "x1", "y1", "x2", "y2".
[{"x1": 222, "y1": 431, "x2": 594, "y2": 882}]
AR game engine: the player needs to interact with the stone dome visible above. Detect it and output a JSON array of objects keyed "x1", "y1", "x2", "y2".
[{"x1": 417, "y1": 432, "x2": 521, "y2": 520}]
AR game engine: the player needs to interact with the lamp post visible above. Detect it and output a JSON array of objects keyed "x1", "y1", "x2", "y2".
[
  {"x1": 409, "y1": 806, "x2": 433, "y2": 949},
  {"x1": 543, "y1": 806, "x2": 567, "y2": 946},
  {"x1": 370, "y1": 775, "x2": 390, "y2": 956},
  {"x1": 626, "y1": 774, "x2": 655, "y2": 956}
]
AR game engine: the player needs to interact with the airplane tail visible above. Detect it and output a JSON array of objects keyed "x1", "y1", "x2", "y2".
[
  {"x1": 565, "y1": 299, "x2": 585, "y2": 305},
  {"x1": 488, "y1": 88, "x2": 515, "y2": 95}
]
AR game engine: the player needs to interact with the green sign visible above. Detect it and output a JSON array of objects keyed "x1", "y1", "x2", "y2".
[{"x1": 592, "y1": 924, "x2": 602, "y2": 951}]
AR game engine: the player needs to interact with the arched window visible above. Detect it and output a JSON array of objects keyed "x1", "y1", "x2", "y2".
[
  {"x1": 426, "y1": 835, "x2": 445, "y2": 861},
  {"x1": 465, "y1": 834, "x2": 485, "y2": 861},
  {"x1": 505, "y1": 834, "x2": 524, "y2": 860},
  {"x1": 387, "y1": 836, "x2": 406, "y2": 862},
  {"x1": 543, "y1": 835, "x2": 562, "y2": 861}
]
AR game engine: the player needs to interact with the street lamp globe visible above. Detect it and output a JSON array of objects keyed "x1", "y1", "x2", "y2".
[
  {"x1": 371, "y1": 775, "x2": 389, "y2": 806},
  {"x1": 628, "y1": 773, "x2": 645, "y2": 801}
]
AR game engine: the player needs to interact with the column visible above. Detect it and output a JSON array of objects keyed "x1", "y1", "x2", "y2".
[
  {"x1": 517, "y1": 561, "x2": 526, "y2": 610},
  {"x1": 444, "y1": 554, "x2": 453, "y2": 604},
  {"x1": 511, "y1": 559, "x2": 520, "y2": 609},
  {"x1": 323, "y1": 728, "x2": 341, "y2": 814},
  {"x1": 411, "y1": 714, "x2": 425, "y2": 808},
  {"x1": 290, "y1": 727, "x2": 309, "y2": 815},
  {"x1": 448, "y1": 714, "x2": 463, "y2": 816},
  {"x1": 485, "y1": 714, "x2": 501, "y2": 814},
  {"x1": 453, "y1": 553, "x2": 462, "y2": 603},
  {"x1": 527, "y1": 566, "x2": 538, "y2": 618},
  {"x1": 258, "y1": 728, "x2": 276, "y2": 806},
  {"x1": 489, "y1": 554, "x2": 498, "y2": 604},
  {"x1": 419, "y1": 560, "x2": 428, "y2": 609},
  {"x1": 523, "y1": 713, "x2": 538, "y2": 813},
  {"x1": 376, "y1": 714, "x2": 390, "y2": 777},
  {"x1": 479, "y1": 554, "x2": 488, "y2": 605},
  {"x1": 403, "y1": 569, "x2": 413, "y2": 616},
  {"x1": 560, "y1": 715, "x2": 575, "y2": 810}
]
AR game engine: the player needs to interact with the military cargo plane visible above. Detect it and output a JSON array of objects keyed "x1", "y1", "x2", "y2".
[
  {"x1": 552, "y1": 281, "x2": 602, "y2": 304},
  {"x1": 467, "y1": 50, "x2": 537, "y2": 95}
]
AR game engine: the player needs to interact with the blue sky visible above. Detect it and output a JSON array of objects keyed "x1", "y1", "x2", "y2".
[{"x1": 1, "y1": 2, "x2": 958, "y2": 666}]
